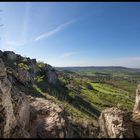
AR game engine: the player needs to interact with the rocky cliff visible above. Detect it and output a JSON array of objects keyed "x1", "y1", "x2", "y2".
[
  {"x1": 0, "y1": 51, "x2": 72, "y2": 138},
  {"x1": 0, "y1": 56, "x2": 75, "y2": 138},
  {"x1": 0, "y1": 51, "x2": 99, "y2": 138},
  {"x1": 0, "y1": 58, "x2": 30, "y2": 138}
]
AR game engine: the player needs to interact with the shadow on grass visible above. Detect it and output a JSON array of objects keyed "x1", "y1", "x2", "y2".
[{"x1": 36, "y1": 78, "x2": 101, "y2": 118}]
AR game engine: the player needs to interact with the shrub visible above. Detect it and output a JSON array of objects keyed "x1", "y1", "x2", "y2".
[
  {"x1": 35, "y1": 75, "x2": 45, "y2": 83},
  {"x1": 37, "y1": 61, "x2": 46, "y2": 68},
  {"x1": 18, "y1": 63, "x2": 29, "y2": 70}
]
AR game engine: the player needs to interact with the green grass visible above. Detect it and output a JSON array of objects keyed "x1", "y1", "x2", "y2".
[
  {"x1": 34, "y1": 75, "x2": 45, "y2": 83},
  {"x1": 32, "y1": 82, "x2": 98, "y2": 125},
  {"x1": 79, "y1": 81, "x2": 134, "y2": 111},
  {"x1": 80, "y1": 89, "x2": 103, "y2": 110},
  {"x1": 32, "y1": 84, "x2": 43, "y2": 94},
  {"x1": 91, "y1": 83, "x2": 129, "y2": 96},
  {"x1": 106, "y1": 78, "x2": 137, "y2": 98}
]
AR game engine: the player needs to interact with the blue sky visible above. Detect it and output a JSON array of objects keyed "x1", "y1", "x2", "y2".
[{"x1": 0, "y1": 2, "x2": 140, "y2": 68}]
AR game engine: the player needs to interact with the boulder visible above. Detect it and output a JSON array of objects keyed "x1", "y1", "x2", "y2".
[
  {"x1": 41, "y1": 64, "x2": 58, "y2": 85},
  {"x1": 12, "y1": 68, "x2": 33, "y2": 85},
  {"x1": 28, "y1": 96, "x2": 73, "y2": 138},
  {"x1": 28, "y1": 60, "x2": 40, "y2": 77},
  {"x1": 47, "y1": 70, "x2": 58, "y2": 85},
  {"x1": 3, "y1": 51, "x2": 17, "y2": 61},
  {"x1": 99, "y1": 107, "x2": 134, "y2": 138},
  {"x1": 133, "y1": 84, "x2": 140, "y2": 114},
  {"x1": 132, "y1": 84, "x2": 140, "y2": 138}
]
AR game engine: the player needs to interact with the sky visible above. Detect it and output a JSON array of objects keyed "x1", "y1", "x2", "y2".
[{"x1": 0, "y1": 2, "x2": 140, "y2": 68}]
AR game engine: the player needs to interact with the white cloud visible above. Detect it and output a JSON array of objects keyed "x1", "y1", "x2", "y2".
[
  {"x1": 60, "y1": 52, "x2": 77, "y2": 58},
  {"x1": 35, "y1": 20, "x2": 76, "y2": 41}
]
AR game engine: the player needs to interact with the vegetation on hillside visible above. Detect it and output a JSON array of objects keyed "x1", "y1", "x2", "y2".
[{"x1": 3, "y1": 52, "x2": 138, "y2": 127}]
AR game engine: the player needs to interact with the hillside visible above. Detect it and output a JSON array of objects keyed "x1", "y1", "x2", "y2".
[{"x1": 0, "y1": 50, "x2": 140, "y2": 138}]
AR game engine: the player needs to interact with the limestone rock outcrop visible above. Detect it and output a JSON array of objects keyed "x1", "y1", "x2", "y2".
[
  {"x1": 42, "y1": 64, "x2": 58, "y2": 85},
  {"x1": 3, "y1": 51, "x2": 17, "y2": 61},
  {"x1": 12, "y1": 67, "x2": 33, "y2": 85},
  {"x1": 98, "y1": 84, "x2": 140, "y2": 138},
  {"x1": 133, "y1": 84, "x2": 140, "y2": 114},
  {"x1": 47, "y1": 70, "x2": 58, "y2": 85},
  {"x1": 99, "y1": 107, "x2": 134, "y2": 138},
  {"x1": 0, "y1": 58, "x2": 73, "y2": 138},
  {"x1": 132, "y1": 84, "x2": 140, "y2": 138},
  {"x1": 0, "y1": 58, "x2": 30, "y2": 138},
  {"x1": 28, "y1": 96, "x2": 73, "y2": 138},
  {"x1": 0, "y1": 50, "x2": 58, "y2": 86}
]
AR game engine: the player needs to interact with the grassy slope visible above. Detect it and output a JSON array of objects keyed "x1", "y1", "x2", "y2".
[
  {"x1": 31, "y1": 74, "x2": 99, "y2": 125},
  {"x1": 81, "y1": 82, "x2": 134, "y2": 111}
]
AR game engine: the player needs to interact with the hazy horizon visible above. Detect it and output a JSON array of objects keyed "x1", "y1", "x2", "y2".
[{"x1": 0, "y1": 2, "x2": 140, "y2": 68}]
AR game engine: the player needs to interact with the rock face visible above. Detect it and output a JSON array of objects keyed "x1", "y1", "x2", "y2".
[
  {"x1": 132, "y1": 84, "x2": 140, "y2": 138},
  {"x1": 133, "y1": 84, "x2": 140, "y2": 114},
  {"x1": 28, "y1": 96, "x2": 73, "y2": 138},
  {"x1": 28, "y1": 59, "x2": 39, "y2": 77},
  {"x1": 12, "y1": 68, "x2": 33, "y2": 85},
  {"x1": 0, "y1": 58, "x2": 73, "y2": 138},
  {"x1": 41, "y1": 64, "x2": 58, "y2": 85},
  {"x1": 47, "y1": 70, "x2": 58, "y2": 85},
  {"x1": 98, "y1": 84, "x2": 140, "y2": 138},
  {"x1": 0, "y1": 50, "x2": 58, "y2": 86},
  {"x1": 0, "y1": 59, "x2": 30, "y2": 138},
  {"x1": 3, "y1": 51, "x2": 17, "y2": 61},
  {"x1": 0, "y1": 59, "x2": 16, "y2": 138},
  {"x1": 0, "y1": 59, "x2": 6, "y2": 76},
  {"x1": 99, "y1": 107, "x2": 134, "y2": 138}
]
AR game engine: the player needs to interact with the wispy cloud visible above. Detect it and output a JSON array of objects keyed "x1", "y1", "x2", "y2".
[
  {"x1": 60, "y1": 52, "x2": 77, "y2": 58},
  {"x1": 22, "y1": 2, "x2": 31, "y2": 42},
  {"x1": 35, "y1": 20, "x2": 76, "y2": 41}
]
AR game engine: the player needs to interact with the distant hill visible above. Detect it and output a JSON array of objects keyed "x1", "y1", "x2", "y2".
[{"x1": 55, "y1": 66, "x2": 140, "y2": 72}]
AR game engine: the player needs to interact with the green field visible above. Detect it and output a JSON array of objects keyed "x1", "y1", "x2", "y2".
[{"x1": 80, "y1": 82, "x2": 134, "y2": 111}]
